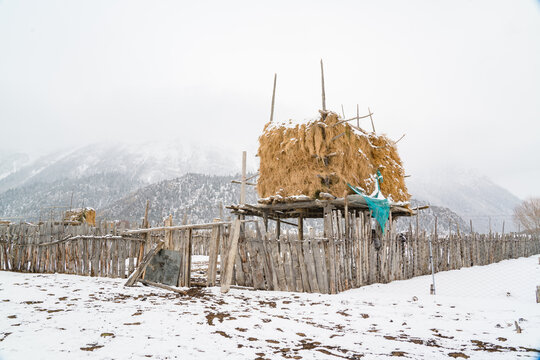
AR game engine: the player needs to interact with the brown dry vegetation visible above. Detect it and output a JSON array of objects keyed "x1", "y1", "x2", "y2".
[{"x1": 257, "y1": 111, "x2": 410, "y2": 202}]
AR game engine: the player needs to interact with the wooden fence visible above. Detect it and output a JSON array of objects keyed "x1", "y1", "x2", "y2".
[
  {"x1": 0, "y1": 221, "x2": 145, "y2": 278},
  {"x1": 230, "y1": 210, "x2": 540, "y2": 293},
  {"x1": 2, "y1": 212, "x2": 539, "y2": 295}
]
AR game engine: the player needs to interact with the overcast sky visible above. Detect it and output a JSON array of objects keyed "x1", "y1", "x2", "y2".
[{"x1": 1, "y1": 0, "x2": 539, "y2": 198}]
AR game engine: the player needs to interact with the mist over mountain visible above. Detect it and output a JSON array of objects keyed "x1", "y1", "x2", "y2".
[
  {"x1": 406, "y1": 169, "x2": 521, "y2": 233},
  {"x1": 0, "y1": 140, "x2": 243, "y2": 193},
  {"x1": 0, "y1": 151, "x2": 30, "y2": 182}
]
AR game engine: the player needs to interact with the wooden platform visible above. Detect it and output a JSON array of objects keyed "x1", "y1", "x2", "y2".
[{"x1": 227, "y1": 195, "x2": 414, "y2": 220}]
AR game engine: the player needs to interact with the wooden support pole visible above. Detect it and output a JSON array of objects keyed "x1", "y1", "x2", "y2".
[
  {"x1": 368, "y1": 107, "x2": 375, "y2": 133},
  {"x1": 344, "y1": 191, "x2": 349, "y2": 240},
  {"x1": 341, "y1": 104, "x2": 345, "y2": 119},
  {"x1": 298, "y1": 215, "x2": 303, "y2": 241},
  {"x1": 240, "y1": 151, "x2": 247, "y2": 205},
  {"x1": 356, "y1": 104, "x2": 360, "y2": 128},
  {"x1": 137, "y1": 200, "x2": 150, "y2": 265},
  {"x1": 276, "y1": 219, "x2": 281, "y2": 238},
  {"x1": 164, "y1": 215, "x2": 173, "y2": 249},
  {"x1": 320, "y1": 59, "x2": 326, "y2": 111},
  {"x1": 270, "y1": 73, "x2": 277, "y2": 123}
]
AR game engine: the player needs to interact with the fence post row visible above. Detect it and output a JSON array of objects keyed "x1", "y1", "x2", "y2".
[{"x1": 0, "y1": 216, "x2": 539, "y2": 294}]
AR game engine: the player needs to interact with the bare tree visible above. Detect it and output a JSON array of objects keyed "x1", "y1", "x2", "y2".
[{"x1": 513, "y1": 198, "x2": 540, "y2": 234}]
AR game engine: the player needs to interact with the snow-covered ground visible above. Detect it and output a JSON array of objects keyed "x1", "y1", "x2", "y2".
[{"x1": 1, "y1": 256, "x2": 539, "y2": 359}]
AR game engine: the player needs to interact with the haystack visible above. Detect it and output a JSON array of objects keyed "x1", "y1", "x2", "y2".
[
  {"x1": 64, "y1": 208, "x2": 96, "y2": 226},
  {"x1": 257, "y1": 111, "x2": 410, "y2": 203}
]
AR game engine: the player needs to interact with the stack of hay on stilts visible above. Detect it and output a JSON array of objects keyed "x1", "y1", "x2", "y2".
[{"x1": 257, "y1": 110, "x2": 410, "y2": 204}]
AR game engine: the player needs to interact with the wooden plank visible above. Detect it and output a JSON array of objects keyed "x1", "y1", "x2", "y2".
[
  {"x1": 263, "y1": 236, "x2": 279, "y2": 291},
  {"x1": 275, "y1": 237, "x2": 288, "y2": 291},
  {"x1": 118, "y1": 238, "x2": 126, "y2": 278},
  {"x1": 255, "y1": 223, "x2": 273, "y2": 290},
  {"x1": 302, "y1": 240, "x2": 318, "y2": 293},
  {"x1": 282, "y1": 238, "x2": 296, "y2": 292},
  {"x1": 312, "y1": 239, "x2": 328, "y2": 294},
  {"x1": 207, "y1": 220, "x2": 221, "y2": 286},
  {"x1": 290, "y1": 238, "x2": 305, "y2": 292},
  {"x1": 220, "y1": 219, "x2": 241, "y2": 293}
]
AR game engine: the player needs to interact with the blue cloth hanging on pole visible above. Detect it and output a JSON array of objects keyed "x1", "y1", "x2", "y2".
[{"x1": 348, "y1": 170, "x2": 390, "y2": 233}]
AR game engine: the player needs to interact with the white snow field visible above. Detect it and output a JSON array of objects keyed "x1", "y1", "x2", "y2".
[{"x1": 1, "y1": 256, "x2": 539, "y2": 360}]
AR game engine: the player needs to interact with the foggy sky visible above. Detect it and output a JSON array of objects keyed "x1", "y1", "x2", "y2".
[{"x1": 1, "y1": 0, "x2": 539, "y2": 198}]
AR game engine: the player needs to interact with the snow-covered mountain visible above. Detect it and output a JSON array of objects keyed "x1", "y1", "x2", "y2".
[
  {"x1": 406, "y1": 169, "x2": 521, "y2": 233},
  {"x1": 0, "y1": 172, "x2": 144, "y2": 222},
  {"x1": 0, "y1": 140, "x2": 242, "y2": 193},
  {"x1": 0, "y1": 144, "x2": 522, "y2": 234},
  {"x1": 99, "y1": 173, "x2": 257, "y2": 224},
  {"x1": 0, "y1": 151, "x2": 30, "y2": 182}
]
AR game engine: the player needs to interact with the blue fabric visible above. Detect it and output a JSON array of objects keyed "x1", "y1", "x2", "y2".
[
  {"x1": 348, "y1": 176, "x2": 390, "y2": 233},
  {"x1": 363, "y1": 196, "x2": 390, "y2": 233}
]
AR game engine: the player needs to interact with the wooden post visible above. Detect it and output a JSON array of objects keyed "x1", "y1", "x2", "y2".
[
  {"x1": 356, "y1": 104, "x2": 360, "y2": 128},
  {"x1": 368, "y1": 107, "x2": 375, "y2": 133},
  {"x1": 430, "y1": 217, "x2": 437, "y2": 295},
  {"x1": 221, "y1": 218, "x2": 241, "y2": 293},
  {"x1": 240, "y1": 151, "x2": 247, "y2": 205},
  {"x1": 137, "y1": 200, "x2": 150, "y2": 266},
  {"x1": 320, "y1": 59, "x2": 326, "y2": 111},
  {"x1": 536, "y1": 285, "x2": 540, "y2": 304},
  {"x1": 164, "y1": 215, "x2": 173, "y2": 249},
  {"x1": 341, "y1": 104, "x2": 345, "y2": 119},
  {"x1": 344, "y1": 192, "x2": 349, "y2": 240},
  {"x1": 276, "y1": 219, "x2": 281, "y2": 238},
  {"x1": 270, "y1": 73, "x2": 277, "y2": 123},
  {"x1": 207, "y1": 218, "x2": 221, "y2": 286},
  {"x1": 298, "y1": 215, "x2": 303, "y2": 241}
]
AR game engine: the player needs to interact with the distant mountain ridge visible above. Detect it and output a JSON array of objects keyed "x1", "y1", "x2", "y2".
[
  {"x1": 99, "y1": 173, "x2": 258, "y2": 224},
  {"x1": 406, "y1": 170, "x2": 521, "y2": 233},
  {"x1": 0, "y1": 146, "x2": 522, "y2": 233},
  {"x1": 0, "y1": 140, "x2": 241, "y2": 193}
]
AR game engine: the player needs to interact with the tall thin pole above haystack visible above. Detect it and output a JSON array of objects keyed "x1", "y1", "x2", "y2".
[
  {"x1": 368, "y1": 107, "x2": 376, "y2": 132},
  {"x1": 356, "y1": 104, "x2": 360, "y2": 128},
  {"x1": 341, "y1": 104, "x2": 345, "y2": 119},
  {"x1": 320, "y1": 59, "x2": 326, "y2": 111},
  {"x1": 240, "y1": 151, "x2": 247, "y2": 205},
  {"x1": 270, "y1": 73, "x2": 277, "y2": 122}
]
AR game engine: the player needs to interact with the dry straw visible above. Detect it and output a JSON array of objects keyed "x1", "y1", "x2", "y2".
[{"x1": 257, "y1": 111, "x2": 410, "y2": 203}]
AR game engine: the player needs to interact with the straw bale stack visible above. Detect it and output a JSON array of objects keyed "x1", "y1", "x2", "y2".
[
  {"x1": 257, "y1": 111, "x2": 410, "y2": 203},
  {"x1": 64, "y1": 208, "x2": 96, "y2": 226}
]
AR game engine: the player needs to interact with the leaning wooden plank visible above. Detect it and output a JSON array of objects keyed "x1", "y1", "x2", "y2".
[
  {"x1": 139, "y1": 279, "x2": 188, "y2": 295},
  {"x1": 123, "y1": 219, "x2": 256, "y2": 235},
  {"x1": 220, "y1": 219, "x2": 241, "y2": 293},
  {"x1": 125, "y1": 241, "x2": 164, "y2": 287}
]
